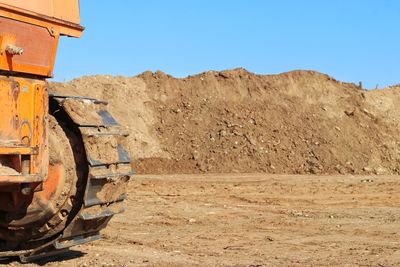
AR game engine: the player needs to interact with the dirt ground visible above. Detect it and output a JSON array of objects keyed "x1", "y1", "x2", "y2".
[
  {"x1": 34, "y1": 70, "x2": 400, "y2": 266},
  {"x1": 5, "y1": 173, "x2": 400, "y2": 267}
]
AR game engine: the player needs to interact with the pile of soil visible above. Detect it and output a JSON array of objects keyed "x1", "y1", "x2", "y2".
[{"x1": 51, "y1": 69, "x2": 400, "y2": 175}]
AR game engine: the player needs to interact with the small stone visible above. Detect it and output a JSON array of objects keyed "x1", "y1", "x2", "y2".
[
  {"x1": 265, "y1": 236, "x2": 274, "y2": 242},
  {"x1": 374, "y1": 166, "x2": 388, "y2": 175},
  {"x1": 361, "y1": 179, "x2": 374, "y2": 183},
  {"x1": 363, "y1": 166, "x2": 373, "y2": 172},
  {"x1": 219, "y1": 130, "x2": 227, "y2": 137}
]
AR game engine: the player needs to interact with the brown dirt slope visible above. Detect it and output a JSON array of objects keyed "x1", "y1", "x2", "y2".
[{"x1": 51, "y1": 69, "x2": 400, "y2": 175}]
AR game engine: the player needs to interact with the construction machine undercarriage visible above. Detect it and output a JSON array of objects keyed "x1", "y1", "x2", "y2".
[
  {"x1": 0, "y1": 1, "x2": 133, "y2": 262},
  {"x1": 0, "y1": 92, "x2": 132, "y2": 262}
]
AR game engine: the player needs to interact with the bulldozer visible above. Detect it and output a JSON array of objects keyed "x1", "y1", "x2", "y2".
[{"x1": 0, "y1": 0, "x2": 132, "y2": 262}]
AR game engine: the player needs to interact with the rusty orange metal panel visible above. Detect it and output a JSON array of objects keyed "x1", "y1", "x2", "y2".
[
  {"x1": 32, "y1": 80, "x2": 49, "y2": 178},
  {"x1": 0, "y1": 0, "x2": 80, "y2": 24},
  {"x1": 0, "y1": 17, "x2": 59, "y2": 77},
  {"x1": 0, "y1": 77, "x2": 48, "y2": 179},
  {"x1": 0, "y1": 0, "x2": 84, "y2": 77},
  {"x1": 53, "y1": 0, "x2": 81, "y2": 25},
  {"x1": 0, "y1": 147, "x2": 37, "y2": 155},
  {"x1": 0, "y1": 2, "x2": 83, "y2": 38}
]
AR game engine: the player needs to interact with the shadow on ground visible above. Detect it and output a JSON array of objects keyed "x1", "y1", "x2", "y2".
[{"x1": 0, "y1": 249, "x2": 85, "y2": 266}]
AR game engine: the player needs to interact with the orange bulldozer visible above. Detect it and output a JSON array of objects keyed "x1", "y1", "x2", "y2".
[{"x1": 0, "y1": 0, "x2": 132, "y2": 262}]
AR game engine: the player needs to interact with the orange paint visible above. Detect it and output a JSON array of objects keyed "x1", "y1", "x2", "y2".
[
  {"x1": 0, "y1": 0, "x2": 81, "y2": 25},
  {"x1": 0, "y1": 77, "x2": 48, "y2": 179},
  {"x1": 37, "y1": 163, "x2": 63, "y2": 203},
  {"x1": 0, "y1": 0, "x2": 84, "y2": 77},
  {"x1": 0, "y1": 0, "x2": 83, "y2": 190}
]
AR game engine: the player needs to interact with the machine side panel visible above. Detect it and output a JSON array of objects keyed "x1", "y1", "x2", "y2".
[
  {"x1": 0, "y1": 77, "x2": 48, "y2": 181},
  {"x1": 0, "y1": 0, "x2": 80, "y2": 24},
  {"x1": 0, "y1": 17, "x2": 59, "y2": 77}
]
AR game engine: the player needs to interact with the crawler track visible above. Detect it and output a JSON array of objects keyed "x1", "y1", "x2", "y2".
[{"x1": 0, "y1": 94, "x2": 133, "y2": 262}]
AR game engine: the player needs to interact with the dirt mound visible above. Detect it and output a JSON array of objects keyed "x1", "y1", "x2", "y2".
[
  {"x1": 51, "y1": 69, "x2": 400, "y2": 175},
  {"x1": 52, "y1": 75, "x2": 167, "y2": 160}
]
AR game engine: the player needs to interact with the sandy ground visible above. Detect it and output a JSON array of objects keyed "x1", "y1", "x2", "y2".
[{"x1": 5, "y1": 174, "x2": 400, "y2": 267}]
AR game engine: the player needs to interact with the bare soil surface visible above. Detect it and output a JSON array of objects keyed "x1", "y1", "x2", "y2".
[
  {"x1": 38, "y1": 70, "x2": 400, "y2": 266},
  {"x1": 6, "y1": 174, "x2": 400, "y2": 267},
  {"x1": 51, "y1": 69, "x2": 400, "y2": 175}
]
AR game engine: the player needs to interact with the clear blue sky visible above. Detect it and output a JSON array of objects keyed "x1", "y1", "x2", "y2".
[{"x1": 54, "y1": 0, "x2": 400, "y2": 89}]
